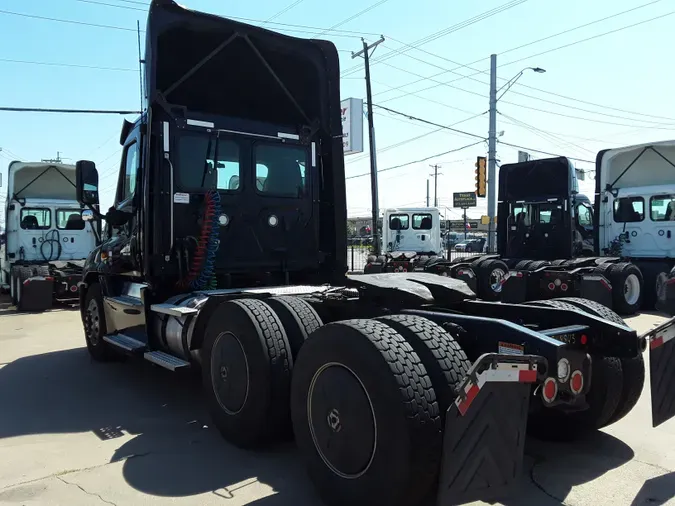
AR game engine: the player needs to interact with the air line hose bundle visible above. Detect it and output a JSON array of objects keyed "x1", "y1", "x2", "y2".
[{"x1": 178, "y1": 189, "x2": 221, "y2": 291}]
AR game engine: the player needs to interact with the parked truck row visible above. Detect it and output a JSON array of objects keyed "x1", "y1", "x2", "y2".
[
  {"x1": 365, "y1": 146, "x2": 675, "y2": 318},
  {"x1": 63, "y1": 2, "x2": 675, "y2": 506}
]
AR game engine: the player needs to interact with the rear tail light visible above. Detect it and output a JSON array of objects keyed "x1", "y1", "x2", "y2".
[
  {"x1": 542, "y1": 377, "x2": 558, "y2": 403},
  {"x1": 569, "y1": 370, "x2": 584, "y2": 395},
  {"x1": 548, "y1": 282, "x2": 555, "y2": 290},
  {"x1": 556, "y1": 358, "x2": 571, "y2": 383},
  {"x1": 560, "y1": 282, "x2": 568, "y2": 291}
]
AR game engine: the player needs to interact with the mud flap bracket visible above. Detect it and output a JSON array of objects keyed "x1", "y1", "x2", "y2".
[
  {"x1": 436, "y1": 353, "x2": 544, "y2": 506},
  {"x1": 644, "y1": 316, "x2": 675, "y2": 427}
]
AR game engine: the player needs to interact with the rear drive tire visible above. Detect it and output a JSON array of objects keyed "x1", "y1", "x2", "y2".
[
  {"x1": 595, "y1": 262, "x2": 643, "y2": 315},
  {"x1": 291, "y1": 319, "x2": 442, "y2": 506},
  {"x1": 639, "y1": 262, "x2": 670, "y2": 310},
  {"x1": 83, "y1": 283, "x2": 118, "y2": 362},
  {"x1": 475, "y1": 259, "x2": 509, "y2": 301},
  {"x1": 10, "y1": 268, "x2": 17, "y2": 305},
  {"x1": 375, "y1": 314, "x2": 470, "y2": 422},
  {"x1": 265, "y1": 296, "x2": 323, "y2": 359},
  {"x1": 554, "y1": 297, "x2": 644, "y2": 425},
  {"x1": 202, "y1": 298, "x2": 293, "y2": 448}
]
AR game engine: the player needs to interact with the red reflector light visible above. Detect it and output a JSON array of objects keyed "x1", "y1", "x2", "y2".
[
  {"x1": 560, "y1": 283, "x2": 568, "y2": 291},
  {"x1": 666, "y1": 278, "x2": 675, "y2": 286},
  {"x1": 46, "y1": 276, "x2": 54, "y2": 281},
  {"x1": 70, "y1": 285, "x2": 78, "y2": 292},
  {"x1": 580, "y1": 334, "x2": 588, "y2": 345},
  {"x1": 542, "y1": 377, "x2": 558, "y2": 403},
  {"x1": 570, "y1": 370, "x2": 584, "y2": 395},
  {"x1": 548, "y1": 282, "x2": 555, "y2": 290}
]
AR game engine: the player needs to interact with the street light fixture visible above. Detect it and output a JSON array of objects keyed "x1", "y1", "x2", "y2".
[{"x1": 496, "y1": 66, "x2": 547, "y2": 102}]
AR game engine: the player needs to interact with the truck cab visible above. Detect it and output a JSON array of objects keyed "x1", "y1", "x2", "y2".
[
  {"x1": 1, "y1": 161, "x2": 98, "y2": 309},
  {"x1": 498, "y1": 156, "x2": 594, "y2": 260},
  {"x1": 381, "y1": 207, "x2": 442, "y2": 255}
]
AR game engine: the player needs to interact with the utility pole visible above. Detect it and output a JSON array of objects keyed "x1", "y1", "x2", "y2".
[
  {"x1": 429, "y1": 164, "x2": 441, "y2": 207},
  {"x1": 486, "y1": 53, "x2": 498, "y2": 253},
  {"x1": 352, "y1": 35, "x2": 385, "y2": 255},
  {"x1": 426, "y1": 179, "x2": 430, "y2": 207}
]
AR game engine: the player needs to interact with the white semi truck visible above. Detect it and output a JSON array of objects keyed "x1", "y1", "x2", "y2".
[
  {"x1": 0, "y1": 161, "x2": 99, "y2": 311},
  {"x1": 595, "y1": 140, "x2": 675, "y2": 309}
]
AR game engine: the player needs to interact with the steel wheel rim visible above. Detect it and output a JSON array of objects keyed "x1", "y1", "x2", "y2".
[
  {"x1": 490, "y1": 268, "x2": 506, "y2": 293},
  {"x1": 86, "y1": 299, "x2": 101, "y2": 345},
  {"x1": 624, "y1": 273, "x2": 640, "y2": 306}
]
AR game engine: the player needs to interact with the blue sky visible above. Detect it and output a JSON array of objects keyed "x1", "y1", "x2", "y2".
[{"x1": 0, "y1": 0, "x2": 674, "y2": 226}]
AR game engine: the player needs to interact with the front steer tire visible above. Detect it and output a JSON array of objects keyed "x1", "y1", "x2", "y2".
[
  {"x1": 82, "y1": 283, "x2": 118, "y2": 362},
  {"x1": 291, "y1": 319, "x2": 442, "y2": 506},
  {"x1": 201, "y1": 298, "x2": 293, "y2": 449}
]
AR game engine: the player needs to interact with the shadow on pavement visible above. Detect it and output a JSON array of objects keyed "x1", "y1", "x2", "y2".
[
  {"x1": 516, "y1": 432, "x2": 635, "y2": 505},
  {"x1": 631, "y1": 471, "x2": 675, "y2": 506},
  {"x1": 0, "y1": 346, "x2": 321, "y2": 504}
]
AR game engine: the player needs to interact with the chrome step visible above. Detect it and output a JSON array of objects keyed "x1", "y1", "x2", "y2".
[
  {"x1": 151, "y1": 303, "x2": 199, "y2": 317},
  {"x1": 103, "y1": 333, "x2": 146, "y2": 352},
  {"x1": 106, "y1": 295, "x2": 143, "y2": 309},
  {"x1": 143, "y1": 351, "x2": 190, "y2": 371}
]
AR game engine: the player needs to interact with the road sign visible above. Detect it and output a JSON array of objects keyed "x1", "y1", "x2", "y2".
[{"x1": 453, "y1": 192, "x2": 477, "y2": 208}]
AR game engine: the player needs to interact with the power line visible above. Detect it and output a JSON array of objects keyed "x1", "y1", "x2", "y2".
[
  {"x1": 498, "y1": 141, "x2": 594, "y2": 164},
  {"x1": 346, "y1": 140, "x2": 485, "y2": 180},
  {"x1": 0, "y1": 57, "x2": 136, "y2": 72},
  {"x1": 371, "y1": 0, "x2": 663, "y2": 95},
  {"x1": 262, "y1": 0, "x2": 305, "y2": 24},
  {"x1": 371, "y1": 3, "x2": 673, "y2": 116},
  {"x1": 371, "y1": 104, "x2": 486, "y2": 140},
  {"x1": 74, "y1": 0, "x2": 380, "y2": 38},
  {"x1": 375, "y1": 59, "x2": 675, "y2": 128},
  {"x1": 0, "y1": 8, "x2": 139, "y2": 32},
  {"x1": 312, "y1": 0, "x2": 391, "y2": 39},
  {"x1": 0, "y1": 106, "x2": 139, "y2": 114},
  {"x1": 340, "y1": 0, "x2": 528, "y2": 77}
]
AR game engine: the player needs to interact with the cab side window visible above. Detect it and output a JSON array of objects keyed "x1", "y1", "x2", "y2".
[
  {"x1": 577, "y1": 204, "x2": 593, "y2": 227},
  {"x1": 119, "y1": 142, "x2": 139, "y2": 203}
]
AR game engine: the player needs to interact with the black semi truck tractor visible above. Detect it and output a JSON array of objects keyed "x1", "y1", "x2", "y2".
[
  {"x1": 418, "y1": 156, "x2": 646, "y2": 315},
  {"x1": 74, "y1": 2, "x2": 675, "y2": 506}
]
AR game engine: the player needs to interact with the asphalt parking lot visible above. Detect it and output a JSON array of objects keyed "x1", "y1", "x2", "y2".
[{"x1": 0, "y1": 297, "x2": 674, "y2": 506}]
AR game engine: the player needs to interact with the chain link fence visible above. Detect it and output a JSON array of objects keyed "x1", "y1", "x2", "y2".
[{"x1": 346, "y1": 238, "x2": 484, "y2": 273}]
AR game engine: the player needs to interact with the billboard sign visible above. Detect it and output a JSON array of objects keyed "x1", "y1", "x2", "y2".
[
  {"x1": 341, "y1": 98, "x2": 364, "y2": 155},
  {"x1": 453, "y1": 191, "x2": 477, "y2": 208}
]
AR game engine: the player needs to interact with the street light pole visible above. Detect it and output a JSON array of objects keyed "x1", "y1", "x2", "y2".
[
  {"x1": 487, "y1": 54, "x2": 498, "y2": 253},
  {"x1": 486, "y1": 55, "x2": 545, "y2": 253}
]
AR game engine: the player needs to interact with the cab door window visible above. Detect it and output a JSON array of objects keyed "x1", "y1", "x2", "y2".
[{"x1": 119, "y1": 141, "x2": 139, "y2": 203}]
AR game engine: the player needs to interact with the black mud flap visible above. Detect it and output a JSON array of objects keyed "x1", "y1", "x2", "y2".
[
  {"x1": 579, "y1": 273, "x2": 613, "y2": 309},
  {"x1": 436, "y1": 353, "x2": 544, "y2": 506},
  {"x1": 363, "y1": 262, "x2": 383, "y2": 274},
  {"x1": 450, "y1": 265, "x2": 478, "y2": 295},
  {"x1": 655, "y1": 279, "x2": 675, "y2": 316},
  {"x1": 500, "y1": 270, "x2": 527, "y2": 303},
  {"x1": 643, "y1": 316, "x2": 675, "y2": 427}
]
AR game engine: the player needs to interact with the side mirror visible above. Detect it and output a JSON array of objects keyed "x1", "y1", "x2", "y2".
[
  {"x1": 76, "y1": 160, "x2": 99, "y2": 206},
  {"x1": 82, "y1": 209, "x2": 95, "y2": 222}
]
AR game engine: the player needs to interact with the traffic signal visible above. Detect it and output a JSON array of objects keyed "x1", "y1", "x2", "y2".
[{"x1": 475, "y1": 156, "x2": 487, "y2": 197}]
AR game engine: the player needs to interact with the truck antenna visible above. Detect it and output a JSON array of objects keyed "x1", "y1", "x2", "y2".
[{"x1": 137, "y1": 20, "x2": 145, "y2": 113}]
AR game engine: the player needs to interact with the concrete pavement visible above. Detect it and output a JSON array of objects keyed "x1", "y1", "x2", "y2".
[{"x1": 0, "y1": 298, "x2": 673, "y2": 505}]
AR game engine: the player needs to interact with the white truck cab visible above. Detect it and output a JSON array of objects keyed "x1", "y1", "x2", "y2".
[
  {"x1": 0, "y1": 161, "x2": 98, "y2": 310},
  {"x1": 596, "y1": 140, "x2": 675, "y2": 306},
  {"x1": 381, "y1": 207, "x2": 442, "y2": 255}
]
